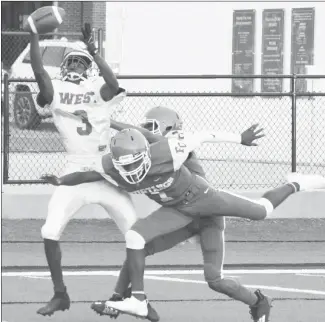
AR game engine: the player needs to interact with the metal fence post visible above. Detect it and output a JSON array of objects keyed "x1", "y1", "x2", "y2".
[
  {"x1": 3, "y1": 73, "x2": 10, "y2": 183},
  {"x1": 290, "y1": 74, "x2": 297, "y2": 173},
  {"x1": 97, "y1": 28, "x2": 104, "y2": 57}
]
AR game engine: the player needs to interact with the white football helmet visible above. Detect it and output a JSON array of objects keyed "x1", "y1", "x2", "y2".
[{"x1": 60, "y1": 51, "x2": 98, "y2": 82}]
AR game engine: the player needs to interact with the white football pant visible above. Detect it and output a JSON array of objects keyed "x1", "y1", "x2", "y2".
[{"x1": 41, "y1": 179, "x2": 137, "y2": 241}]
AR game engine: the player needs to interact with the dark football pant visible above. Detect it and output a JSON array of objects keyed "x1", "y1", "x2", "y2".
[
  {"x1": 131, "y1": 182, "x2": 268, "y2": 281},
  {"x1": 135, "y1": 212, "x2": 226, "y2": 282}
]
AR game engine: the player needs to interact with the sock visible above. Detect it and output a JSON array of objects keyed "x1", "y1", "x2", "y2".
[
  {"x1": 262, "y1": 183, "x2": 299, "y2": 208},
  {"x1": 208, "y1": 278, "x2": 258, "y2": 306},
  {"x1": 43, "y1": 239, "x2": 66, "y2": 293},
  {"x1": 113, "y1": 246, "x2": 153, "y2": 297},
  {"x1": 126, "y1": 248, "x2": 146, "y2": 301},
  {"x1": 114, "y1": 259, "x2": 131, "y2": 297}
]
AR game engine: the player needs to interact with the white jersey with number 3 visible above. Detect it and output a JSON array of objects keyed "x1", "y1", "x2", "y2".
[{"x1": 50, "y1": 78, "x2": 125, "y2": 158}]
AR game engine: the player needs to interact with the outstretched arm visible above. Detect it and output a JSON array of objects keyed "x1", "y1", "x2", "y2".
[
  {"x1": 81, "y1": 23, "x2": 120, "y2": 102},
  {"x1": 195, "y1": 124, "x2": 264, "y2": 146},
  {"x1": 181, "y1": 124, "x2": 264, "y2": 151},
  {"x1": 169, "y1": 125, "x2": 265, "y2": 171},
  {"x1": 41, "y1": 171, "x2": 103, "y2": 186},
  {"x1": 30, "y1": 34, "x2": 54, "y2": 106}
]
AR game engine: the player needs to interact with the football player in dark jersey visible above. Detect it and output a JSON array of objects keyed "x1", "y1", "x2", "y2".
[{"x1": 42, "y1": 116, "x2": 325, "y2": 322}]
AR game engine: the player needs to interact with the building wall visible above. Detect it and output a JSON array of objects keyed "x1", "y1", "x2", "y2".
[
  {"x1": 58, "y1": 1, "x2": 82, "y2": 36},
  {"x1": 58, "y1": 1, "x2": 106, "y2": 41},
  {"x1": 105, "y1": 1, "x2": 325, "y2": 91},
  {"x1": 104, "y1": 2, "x2": 325, "y2": 174}
]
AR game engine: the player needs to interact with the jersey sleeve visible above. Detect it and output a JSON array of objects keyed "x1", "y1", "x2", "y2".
[
  {"x1": 168, "y1": 136, "x2": 196, "y2": 171},
  {"x1": 147, "y1": 136, "x2": 193, "y2": 174},
  {"x1": 169, "y1": 130, "x2": 242, "y2": 171}
]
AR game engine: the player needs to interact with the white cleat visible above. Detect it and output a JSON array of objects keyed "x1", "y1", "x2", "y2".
[
  {"x1": 287, "y1": 173, "x2": 325, "y2": 191},
  {"x1": 104, "y1": 296, "x2": 148, "y2": 318}
]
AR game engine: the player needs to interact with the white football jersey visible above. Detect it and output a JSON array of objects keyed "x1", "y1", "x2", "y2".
[{"x1": 50, "y1": 78, "x2": 125, "y2": 156}]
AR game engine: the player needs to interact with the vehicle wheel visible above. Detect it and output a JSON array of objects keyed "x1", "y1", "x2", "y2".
[{"x1": 13, "y1": 91, "x2": 41, "y2": 129}]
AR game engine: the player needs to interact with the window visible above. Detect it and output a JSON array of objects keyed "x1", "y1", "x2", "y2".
[
  {"x1": 42, "y1": 46, "x2": 66, "y2": 67},
  {"x1": 22, "y1": 46, "x2": 45, "y2": 64}
]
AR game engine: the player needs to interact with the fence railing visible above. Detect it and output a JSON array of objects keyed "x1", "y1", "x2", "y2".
[{"x1": 2, "y1": 74, "x2": 325, "y2": 188}]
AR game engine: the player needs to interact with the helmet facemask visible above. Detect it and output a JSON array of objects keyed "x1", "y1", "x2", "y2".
[
  {"x1": 112, "y1": 148, "x2": 152, "y2": 184},
  {"x1": 142, "y1": 107, "x2": 183, "y2": 136},
  {"x1": 60, "y1": 53, "x2": 92, "y2": 83},
  {"x1": 141, "y1": 119, "x2": 162, "y2": 135},
  {"x1": 142, "y1": 118, "x2": 180, "y2": 136}
]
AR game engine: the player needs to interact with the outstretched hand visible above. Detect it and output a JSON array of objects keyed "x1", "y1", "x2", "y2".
[
  {"x1": 241, "y1": 124, "x2": 265, "y2": 146},
  {"x1": 81, "y1": 23, "x2": 97, "y2": 56},
  {"x1": 41, "y1": 174, "x2": 62, "y2": 186}
]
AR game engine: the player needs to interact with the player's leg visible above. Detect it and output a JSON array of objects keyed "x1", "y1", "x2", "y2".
[
  {"x1": 199, "y1": 217, "x2": 272, "y2": 321},
  {"x1": 87, "y1": 180, "x2": 138, "y2": 234},
  {"x1": 215, "y1": 171, "x2": 325, "y2": 220},
  {"x1": 99, "y1": 207, "x2": 193, "y2": 318},
  {"x1": 87, "y1": 181, "x2": 163, "y2": 321},
  {"x1": 113, "y1": 220, "x2": 200, "y2": 297},
  {"x1": 179, "y1": 173, "x2": 325, "y2": 221},
  {"x1": 93, "y1": 221, "x2": 199, "y2": 321},
  {"x1": 37, "y1": 185, "x2": 86, "y2": 316}
]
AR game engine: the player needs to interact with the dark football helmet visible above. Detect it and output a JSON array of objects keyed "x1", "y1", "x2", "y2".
[
  {"x1": 111, "y1": 129, "x2": 151, "y2": 184},
  {"x1": 141, "y1": 106, "x2": 183, "y2": 136}
]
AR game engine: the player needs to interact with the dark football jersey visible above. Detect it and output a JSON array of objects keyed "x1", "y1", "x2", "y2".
[
  {"x1": 185, "y1": 151, "x2": 206, "y2": 179},
  {"x1": 100, "y1": 135, "x2": 208, "y2": 206}
]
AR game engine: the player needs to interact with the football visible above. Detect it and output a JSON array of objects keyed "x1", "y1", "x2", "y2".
[{"x1": 23, "y1": 6, "x2": 66, "y2": 34}]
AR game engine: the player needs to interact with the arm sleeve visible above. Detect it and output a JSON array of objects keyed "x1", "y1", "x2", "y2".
[
  {"x1": 194, "y1": 131, "x2": 242, "y2": 144},
  {"x1": 169, "y1": 131, "x2": 241, "y2": 171}
]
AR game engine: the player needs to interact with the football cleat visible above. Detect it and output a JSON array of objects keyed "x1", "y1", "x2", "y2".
[
  {"x1": 92, "y1": 296, "x2": 161, "y2": 321},
  {"x1": 37, "y1": 290, "x2": 70, "y2": 316},
  {"x1": 146, "y1": 303, "x2": 160, "y2": 322},
  {"x1": 286, "y1": 173, "x2": 325, "y2": 191},
  {"x1": 107, "y1": 295, "x2": 148, "y2": 317},
  {"x1": 122, "y1": 287, "x2": 159, "y2": 322},
  {"x1": 91, "y1": 293, "x2": 122, "y2": 319},
  {"x1": 249, "y1": 289, "x2": 272, "y2": 322}
]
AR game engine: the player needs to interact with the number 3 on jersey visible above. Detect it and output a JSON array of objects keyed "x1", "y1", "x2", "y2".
[{"x1": 73, "y1": 110, "x2": 92, "y2": 135}]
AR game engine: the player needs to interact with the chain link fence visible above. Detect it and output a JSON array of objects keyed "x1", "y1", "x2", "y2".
[
  {"x1": 1, "y1": 30, "x2": 324, "y2": 186},
  {"x1": 3, "y1": 73, "x2": 325, "y2": 188},
  {"x1": 1, "y1": 31, "x2": 84, "y2": 71}
]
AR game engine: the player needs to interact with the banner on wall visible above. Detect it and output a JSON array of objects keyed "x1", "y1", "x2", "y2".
[
  {"x1": 291, "y1": 7, "x2": 315, "y2": 92},
  {"x1": 231, "y1": 10, "x2": 256, "y2": 93},
  {"x1": 261, "y1": 9, "x2": 284, "y2": 92}
]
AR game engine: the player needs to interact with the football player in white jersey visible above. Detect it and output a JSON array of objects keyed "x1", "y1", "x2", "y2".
[{"x1": 30, "y1": 23, "x2": 139, "y2": 316}]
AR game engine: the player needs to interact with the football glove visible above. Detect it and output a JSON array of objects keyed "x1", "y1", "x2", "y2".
[{"x1": 81, "y1": 23, "x2": 98, "y2": 56}]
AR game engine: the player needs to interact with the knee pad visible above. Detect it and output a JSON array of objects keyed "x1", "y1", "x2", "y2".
[
  {"x1": 257, "y1": 198, "x2": 274, "y2": 218},
  {"x1": 125, "y1": 230, "x2": 146, "y2": 249},
  {"x1": 41, "y1": 223, "x2": 61, "y2": 241}
]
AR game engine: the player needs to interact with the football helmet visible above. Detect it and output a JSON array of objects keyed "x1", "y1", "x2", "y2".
[
  {"x1": 141, "y1": 106, "x2": 183, "y2": 136},
  {"x1": 111, "y1": 129, "x2": 152, "y2": 184},
  {"x1": 60, "y1": 51, "x2": 95, "y2": 82}
]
